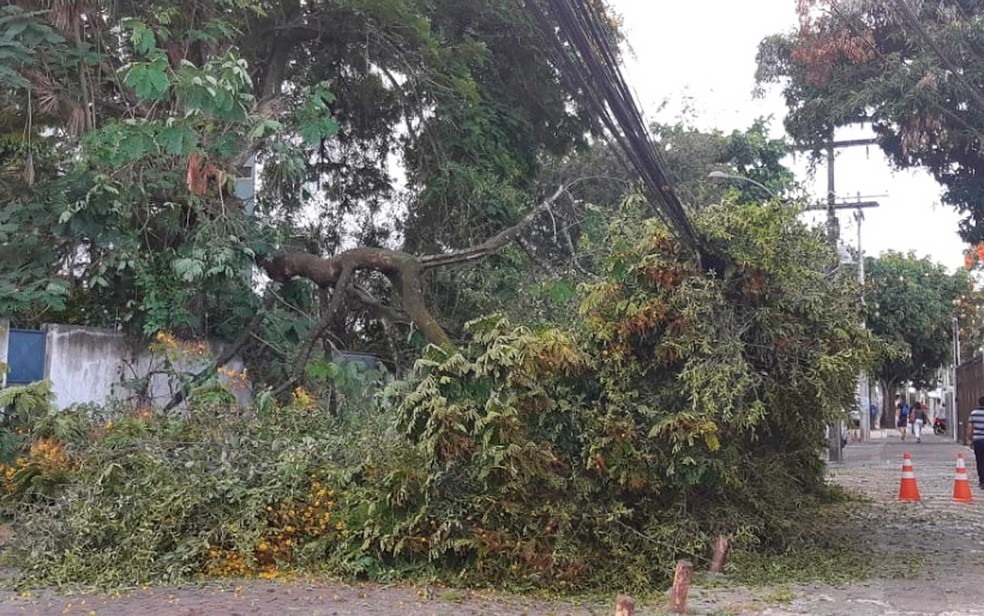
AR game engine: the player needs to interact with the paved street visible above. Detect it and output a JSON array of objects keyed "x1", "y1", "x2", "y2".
[
  {"x1": 682, "y1": 430, "x2": 984, "y2": 616},
  {"x1": 760, "y1": 431, "x2": 984, "y2": 616},
  {"x1": 835, "y1": 430, "x2": 982, "y2": 498}
]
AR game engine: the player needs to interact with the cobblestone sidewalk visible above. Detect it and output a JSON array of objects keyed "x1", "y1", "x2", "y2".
[{"x1": 687, "y1": 433, "x2": 984, "y2": 616}]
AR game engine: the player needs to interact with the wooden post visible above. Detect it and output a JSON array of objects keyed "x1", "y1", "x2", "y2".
[
  {"x1": 669, "y1": 559, "x2": 693, "y2": 614},
  {"x1": 710, "y1": 535, "x2": 730, "y2": 573},
  {"x1": 614, "y1": 595, "x2": 635, "y2": 616}
]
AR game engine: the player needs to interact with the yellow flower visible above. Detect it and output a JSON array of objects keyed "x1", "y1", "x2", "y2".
[
  {"x1": 28, "y1": 438, "x2": 71, "y2": 471},
  {"x1": 291, "y1": 387, "x2": 316, "y2": 410}
]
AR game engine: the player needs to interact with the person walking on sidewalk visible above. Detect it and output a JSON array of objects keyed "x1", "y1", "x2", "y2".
[
  {"x1": 965, "y1": 397, "x2": 984, "y2": 489},
  {"x1": 912, "y1": 402, "x2": 928, "y2": 443},
  {"x1": 896, "y1": 397, "x2": 910, "y2": 441}
]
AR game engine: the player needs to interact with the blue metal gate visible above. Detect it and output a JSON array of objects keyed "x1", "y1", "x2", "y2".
[{"x1": 7, "y1": 329, "x2": 46, "y2": 385}]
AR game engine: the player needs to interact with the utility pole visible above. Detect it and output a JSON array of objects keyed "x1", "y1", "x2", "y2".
[
  {"x1": 825, "y1": 141, "x2": 844, "y2": 462},
  {"x1": 802, "y1": 137, "x2": 881, "y2": 460},
  {"x1": 826, "y1": 144, "x2": 839, "y2": 243},
  {"x1": 855, "y1": 207, "x2": 871, "y2": 442},
  {"x1": 952, "y1": 316, "x2": 960, "y2": 441}
]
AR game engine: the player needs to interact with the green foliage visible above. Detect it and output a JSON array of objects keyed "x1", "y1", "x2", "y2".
[
  {"x1": 0, "y1": 4, "x2": 268, "y2": 334},
  {"x1": 0, "y1": 381, "x2": 89, "y2": 502},
  {"x1": 3, "y1": 393, "x2": 388, "y2": 587},
  {"x1": 304, "y1": 357, "x2": 387, "y2": 413},
  {"x1": 0, "y1": 380, "x2": 56, "y2": 420},
  {"x1": 757, "y1": 1, "x2": 984, "y2": 243},
  {"x1": 542, "y1": 118, "x2": 798, "y2": 215},
  {"x1": 2, "y1": 203, "x2": 875, "y2": 592},
  {"x1": 294, "y1": 84, "x2": 340, "y2": 146},
  {"x1": 0, "y1": 380, "x2": 58, "y2": 464},
  {"x1": 864, "y1": 251, "x2": 974, "y2": 390},
  {"x1": 0, "y1": 6, "x2": 64, "y2": 90},
  {"x1": 324, "y1": 202, "x2": 874, "y2": 590},
  {"x1": 0, "y1": 0, "x2": 599, "y2": 364},
  {"x1": 652, "y1": 118, "x2": 801, "y2": 205},
  {"x1": 124, "y1": 56, "x2": 171, "y2": 101}
]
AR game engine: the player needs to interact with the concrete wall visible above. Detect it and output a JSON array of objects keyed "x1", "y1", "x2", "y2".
[
  {"x1": 43, "y1": 324, "x2": 180, "y2": 408},
  {"x1": 1, "y1": 321, "x2": 248, "y2": 410}
]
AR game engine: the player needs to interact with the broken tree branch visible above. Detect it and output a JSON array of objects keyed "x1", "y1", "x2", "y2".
[
  {"x1": 273, "y1": 264, "x2": 356, "y2": 397},
  {"x1": 257, "y1": 185, "x2": 569, "y2": 350},
  {"x1": 348, "y1": 283, "x2": 412, "y2": 325}
]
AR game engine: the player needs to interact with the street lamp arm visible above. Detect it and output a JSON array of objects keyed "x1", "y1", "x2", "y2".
[{"x1": 707, "y1": 171, "x2": 778, "y2": 200}]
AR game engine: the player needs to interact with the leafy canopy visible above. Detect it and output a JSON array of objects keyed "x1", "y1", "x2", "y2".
[
  {"x1": 758, "y1": 0, "x2": 984, "y2": 243},
  {"x1": 864, "y1": 251, "x2": 976, "y2": 390},
  {"x1": 0, "y1": 0, "x2": 600, "y2": 353},
  {"x1": 372, "y1": 198, "x2": 873, "y2": 588}
]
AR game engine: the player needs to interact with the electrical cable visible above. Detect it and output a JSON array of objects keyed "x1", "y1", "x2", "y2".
[{"x1": 523, "y1": 0, "x2": 704, "y2": 255}]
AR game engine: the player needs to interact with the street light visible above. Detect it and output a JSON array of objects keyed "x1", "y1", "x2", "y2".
[{"x1": 707, "y1": 170, "x2": 778, "y2": 200}]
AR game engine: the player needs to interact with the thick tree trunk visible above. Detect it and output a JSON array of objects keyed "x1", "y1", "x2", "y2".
[
  {"x1": 880, "y1": 378, "x2": 897, "y2": 429},
  {"x1": 259, "y1": 0, "x2": 302, "y2": 101},
  {"x1": 259, "y1": 247, "x2": 455, "y2": 350}
]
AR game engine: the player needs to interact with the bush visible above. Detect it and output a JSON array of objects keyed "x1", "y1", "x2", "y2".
[
  {"x1": 332, "y1": 202, "x2": 874, "y2": 590},
  {"x1": 3, "y1": 370, "x2": 393, "y2": 587}
]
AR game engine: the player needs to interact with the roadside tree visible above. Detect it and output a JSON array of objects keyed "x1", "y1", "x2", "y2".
[
  {"x1": 864, "y1": 251, "x2": 979, "y2": 422},
  {"x1": 758, "y1": 0, "x2": 984, "y2": 243}
]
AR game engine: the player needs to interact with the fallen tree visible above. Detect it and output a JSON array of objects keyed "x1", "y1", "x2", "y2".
[
  {"x1": 157, "y1": 184, "x2": 574, "y2": 408},
  {"x1": 2, "y1": 200, "x2": 879, "y2": 591}
]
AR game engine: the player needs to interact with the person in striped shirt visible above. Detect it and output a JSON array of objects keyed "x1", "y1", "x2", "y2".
[{"x1": 965, "y1": 397, "x2": 984, "y2": 489}]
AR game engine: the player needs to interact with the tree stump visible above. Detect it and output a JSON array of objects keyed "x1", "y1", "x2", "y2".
[
  {"x1": 614, "y1": 595, "x2": 635, "y2": 616},
  {"x1": 669, "y1": 559, "x2": 693, "y2": 614},
  {"x1": 710, "y1": 535, "x2": 730, "y2": 573}
]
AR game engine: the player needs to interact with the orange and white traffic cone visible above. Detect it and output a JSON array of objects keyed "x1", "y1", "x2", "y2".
[
  {"x1": 898, "y1": 452, "x2": 921, "y2": 502},
  {"x1": 953, "y1": 453, "x2": 974, "y2": 503}
]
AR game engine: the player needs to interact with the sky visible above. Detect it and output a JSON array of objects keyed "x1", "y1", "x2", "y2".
[{"x1": 610, "y1": 0, "x2": 967, "y2": 272}]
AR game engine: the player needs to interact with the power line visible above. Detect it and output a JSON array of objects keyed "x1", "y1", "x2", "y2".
[{"x1": 523, "y1": 0, "x2": 703, "y2": 254}]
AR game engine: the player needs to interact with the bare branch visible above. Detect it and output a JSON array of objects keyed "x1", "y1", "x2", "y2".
[{"x1": 419, "y1": 185, "x2": 566, "y2": 269}]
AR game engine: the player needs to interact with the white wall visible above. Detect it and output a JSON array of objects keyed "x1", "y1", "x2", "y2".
[
  {"x1": 20, "y1": 323, "x2": 250, "y2": 410},
  {"x1": 44, "y1": 325, "x2": 149, "y2": 408}
]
